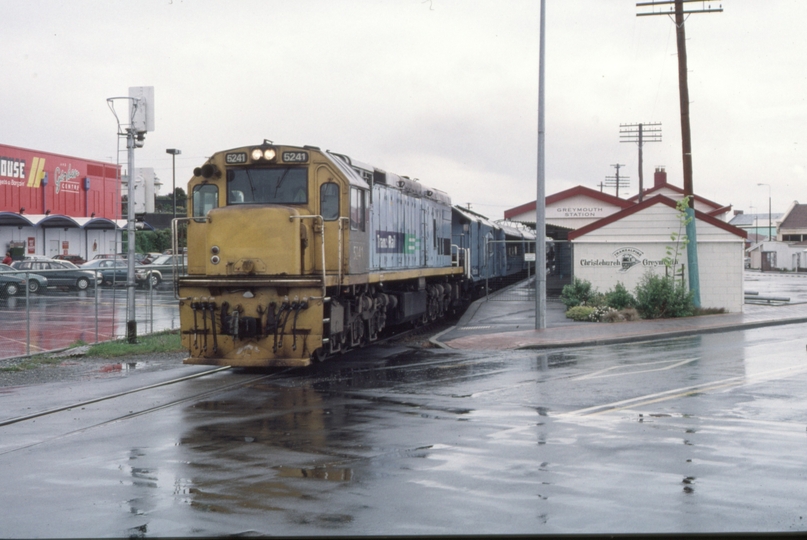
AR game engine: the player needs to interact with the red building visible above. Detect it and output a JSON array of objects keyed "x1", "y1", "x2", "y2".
[{"x1": 0, "y1": 143, "x2": 120, "y2": 219}]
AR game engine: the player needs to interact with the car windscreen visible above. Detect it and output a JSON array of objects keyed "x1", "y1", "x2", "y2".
[
  {"x1": 226, "y1": 167, "x2": 307, "y2": 205},
  {"x1": 150, "y1": 256, "x2": 173, "y2": 265}
]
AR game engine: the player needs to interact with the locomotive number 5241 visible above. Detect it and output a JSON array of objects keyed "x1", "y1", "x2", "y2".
[{"x1": 282, "y1": 151, "x2": 308, "y2": 163}]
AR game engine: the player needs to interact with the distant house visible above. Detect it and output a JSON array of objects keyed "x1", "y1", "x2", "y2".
[
  {"x1": 777, "y1": 201, "x2": 807, "y2": 241},
  {"x1": 745, "y1": 201, "x2": 807, "y2": 271},
  {"x1": 728, "y1": 211, "x2": 782, "y2": 243}
]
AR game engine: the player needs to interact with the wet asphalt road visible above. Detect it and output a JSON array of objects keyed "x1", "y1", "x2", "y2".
[{"x1": 1, "y1": 321, "x2": 807, "y2": 536}]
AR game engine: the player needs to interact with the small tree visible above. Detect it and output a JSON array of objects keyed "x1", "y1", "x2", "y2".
[
  {"x1": 605, "y1": 282, "x2": 635, "y2": 310},
  {"x1": 634, "y1": 272, "x2": 694, "y2": 319},
  {"x1": 560, "y1": 278, "x2": 597, "y2": 308},
  {"x1": 663, "y1": 196, "x2": 692, "y2": 284}
]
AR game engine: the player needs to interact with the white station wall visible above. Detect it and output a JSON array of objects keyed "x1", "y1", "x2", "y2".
[{"x1": 572, "y1": 203, "x2": 745, "y2": 312}]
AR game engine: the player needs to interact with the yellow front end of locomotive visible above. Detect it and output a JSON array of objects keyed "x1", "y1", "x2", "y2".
[
  {"x1": 190, "y1": 204, "x2": 308, "y2": 277},
  {"x1": 179, "y1": 285, "x2": 326, "y2": 367}
]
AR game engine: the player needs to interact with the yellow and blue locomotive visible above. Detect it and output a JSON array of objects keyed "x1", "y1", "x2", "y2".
[{"x1": 177, "y1": 141, "x2": 470, "y2": 367}]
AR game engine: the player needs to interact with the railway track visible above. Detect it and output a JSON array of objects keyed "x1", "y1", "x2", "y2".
[{"x1": 0, "y1": 315, "x2": 516, "y2": 458}]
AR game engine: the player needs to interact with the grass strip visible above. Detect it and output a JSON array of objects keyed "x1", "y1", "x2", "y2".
[
  {"x1": 84, "y1": 330, "x2": 184, "y2": 357},
  {"x1": 0, "y1": 331, "x2": 184, "y2": 373}
]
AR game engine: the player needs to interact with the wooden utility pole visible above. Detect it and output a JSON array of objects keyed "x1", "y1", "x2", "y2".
[
  {"x1": 620, "y1": 122, "x2": 662, "y2": 202},
  {"x1": 637, "y1": 0, "x2": 723, "y2": 307},
  {"x1": 605, "y1": 163, "x2": 629, "y2": 198}
]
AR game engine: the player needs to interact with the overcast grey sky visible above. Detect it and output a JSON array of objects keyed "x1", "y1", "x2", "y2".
[{"x1": 1, "y1": 0, "x2": 804, "y2": 219}]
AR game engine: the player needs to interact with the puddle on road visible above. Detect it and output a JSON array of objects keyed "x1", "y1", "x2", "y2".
[
  {"x1": 99, "y1": 362, "x2": 148, "y2": 374},
  {"x1": 274, "y1": 465, "x2": 353, "y2": 482}
]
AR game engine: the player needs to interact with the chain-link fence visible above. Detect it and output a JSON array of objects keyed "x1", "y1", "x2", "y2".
[{"x1": 0, "y1": 266, "x2": 179, "y2": 360}]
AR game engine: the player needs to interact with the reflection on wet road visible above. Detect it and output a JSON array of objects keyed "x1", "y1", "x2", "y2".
[{"x1": 1, "y1": 322, "x2": 807, "y2": 536}]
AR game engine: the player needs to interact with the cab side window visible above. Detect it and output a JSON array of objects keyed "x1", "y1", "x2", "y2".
[
  {"x1": 320, "y1": 182, "x2": 340, "y2": 221},
  {"x1": 193, "y1": 184, "x2": 219, "y2": 217},
  {"x1": 350, "y1": 187, "x2": 366, "y2": 231}
]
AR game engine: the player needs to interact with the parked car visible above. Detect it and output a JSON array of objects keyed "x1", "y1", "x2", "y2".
[
  {"x1": 11, "y1": 259, "x2": 100, "y2": 291},
  {"x1": 0, "y1": 263, "x2": 48, "y2": 294},
  {"x1": 139, "y1": 252, "x2": 162, "y2": 265},
  {"x1": 0, "y1": 270, "x2": 27, "y2": 297},
  {"x1": 81, "y1": 259, "x2": 131, "y2": 286},
  {"x1": 135, "y1": 254, "x2": 187, "y2": 288},
  {"x1": 52, "y1": 254, "x2": 86, "y2": 265},
  {"x1": 92, "y1": 253, "x2": 150, "y2": 264}
]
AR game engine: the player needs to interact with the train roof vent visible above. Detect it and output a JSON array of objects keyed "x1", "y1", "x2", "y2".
[{"x1": 373, "y1": 169, "x2": 388, "y2": 185}]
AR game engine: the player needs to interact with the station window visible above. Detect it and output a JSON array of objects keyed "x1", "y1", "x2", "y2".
[
  {"x1": 350, "y1": 187, "x2": 366, "y2": 231},
  {"x1": 192, "y1": 184, "x2": 218, "y2": 217},
  {"x1": 320, "y1": 182, "x2": 339, "y2": 221}
]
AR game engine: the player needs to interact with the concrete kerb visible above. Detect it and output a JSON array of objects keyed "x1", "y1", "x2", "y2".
[
  {"x1": 431, "y1": 293, "x2": 807, "y2": 352},
  {"x1": 512, "y1": 315, "x2": 807, "y2": 351}
]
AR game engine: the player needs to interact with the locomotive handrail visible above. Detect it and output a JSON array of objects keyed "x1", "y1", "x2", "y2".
[
  {"x1": 290, "y1": 214, "x2": 327, "y2": 299},
  {"x1": 451, "y1": 244, "x2": 471, "y2": 279},
  {"x1": 172, "y1": 217, "x2": 200, "y2": 300},
  {"x1": 338, "y1": 217, "x2": 349, "y2": 288}
]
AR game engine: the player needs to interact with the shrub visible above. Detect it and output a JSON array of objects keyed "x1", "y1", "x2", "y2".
[
  {"x1": 565, "y1": 305, "x2": 596, "y2": 321},
  {"x1": 620, "y1": 308, "x2": 641, "y2": 321},
  {"x1": 605, "y1": 282, "x2": 636, "y2": 310},
  {"x1": 634, "y1": 273, "x2": 694, "y2": 319},
  {"x1": 600, "y1": 308, "x2": 625, "y2": 323},
  {"x1": 589, "y1": 305, "x2": 618, "y2": 322},
  {"x1": 561, "y1": 278, "x2": 598, "y2": 308}
]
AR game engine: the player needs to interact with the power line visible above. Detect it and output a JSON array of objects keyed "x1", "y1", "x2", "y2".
[
  {"x1": 605, "y1": 163, "x2": 629, "y2": 198},
  {"x1": 620, "y1": 122, "x2": 662, "y2": 202}
]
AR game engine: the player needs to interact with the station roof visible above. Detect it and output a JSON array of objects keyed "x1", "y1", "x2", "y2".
[{"x1": 568, "y1": 195, "x2": 747, "y2": 241}]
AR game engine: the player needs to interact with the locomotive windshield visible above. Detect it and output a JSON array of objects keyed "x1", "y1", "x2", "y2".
[{"x1": 226, "y1": 167, "x2": 308, "y2": 205}]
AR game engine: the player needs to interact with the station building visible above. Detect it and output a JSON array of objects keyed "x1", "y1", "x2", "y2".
[
  {"x1": 504, "y1": 167, "x2": 747, "y2": 312},
  {"x1": 0, "y1": 143, "x2": 123, "y2": 261}
]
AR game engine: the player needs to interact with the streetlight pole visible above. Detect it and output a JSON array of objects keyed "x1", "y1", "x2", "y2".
[
  {"x1": 535, "y1": 0, "x2": 546, "y2": 330},
  {"x1": 757, "y1": 183, "x2": 771, "y2": 241},
  {"x1": 166, "y1": 149, "x2": 181, "y2": 220}
]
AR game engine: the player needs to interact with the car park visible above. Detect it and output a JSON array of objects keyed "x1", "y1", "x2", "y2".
[
  {"x1": 0, "y1": 263, "x2": 48, "y2": 294},
  {"x1": 11, "y1": 259, "x2": 100, "y2": 291}
]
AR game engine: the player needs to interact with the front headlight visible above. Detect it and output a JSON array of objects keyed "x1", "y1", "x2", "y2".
[{"x1": 250, "y1": 145, "x2": 277, "y2": 162}]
